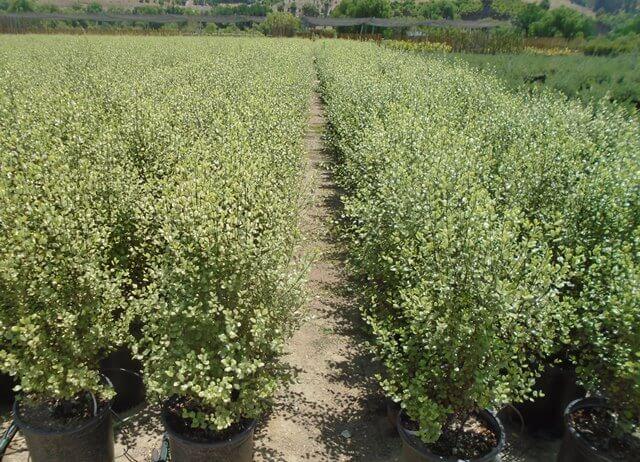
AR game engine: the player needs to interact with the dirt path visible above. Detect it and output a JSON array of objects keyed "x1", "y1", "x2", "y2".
[
  {"x1": 254, "y1": 86, "x2": 402, "y2": 462},
  {"x1": 253, "y1": 82, "x2": 561, "y2": 462}
]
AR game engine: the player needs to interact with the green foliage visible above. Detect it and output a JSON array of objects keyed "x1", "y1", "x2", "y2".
[
  {"x1": 604, "y1": 12, "x2": 640, "y2": 36},
  {"x1": 0, "y1": 37, "x2": 142, "y2": 399},
  {"x1": 0, "y1": 36, "x2": 310, "y2": 430},
  {"x1": 204, "y1": 22, "x2": 218, "y2": 34},
  {"x1": 260, "y1": 12, "x2": 301, "y2": 36},
  {"x1": 301, "y1": 2, "x2": 320, "y2": 16},
  {"x1": 491, "y1": 0, "x2": 527, "y2": 16},
  {"x1": 390, "y1": 0, "x2": 482, "y2": 19},
  {"x1": 453, "y1": 52, "x2": 640, "y2": 109},
  {"x1": 384, "y1": 38, "x2": 453, "y2": 52},
  {"x1": 583, "y1": 33, "x2": 640, "y2": 54},
  {"x1": 419, "y1": 0, "x2": 458, "y2": 19},
  {"x1": 7, "y1": 0, "x2": 33, "y2": 12},
  {"x1": 131, "y1": 38, "x2": 311, "y2": 432},
  {"x1": 515, "y1": 3, "x2": 546, "y2": 33},
  {"x1": 332, "y1": 0, "x2": 392, "y2": 17},
  {"x1": 316, "y1": 40, "x2": 640, "y2": 441},
  {"x1": 529, "y1": 6, "x2": 596, "y2": 38},
  {"x1": 85, "y1": 1, "x2": 103, "y2": 13},
  {"x1": 414, "y1": 26, "x2": 525, "y2": 53}
]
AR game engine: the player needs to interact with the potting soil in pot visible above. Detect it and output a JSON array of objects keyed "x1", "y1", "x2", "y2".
[
  {"x1": 569, "y1": 408, "x2": 640, "y2": 462},
  {"x1": 402, "y1": 411, "x2": 499, "y2": 459},
  {"x1": 165, "y1": 397, "x2": 253, "y2": 443},
  {"x1": 18, "y1": 394, "x2": 107, "y2": 432}
]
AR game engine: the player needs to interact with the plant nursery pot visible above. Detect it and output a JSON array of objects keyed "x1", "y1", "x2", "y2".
[
  {"x1": 514, "y1": 364, "x2": 584, "y2": 438},
  {"x1": 161, "y1": 402, "x2": 256, "y2": 462},
  {"x1": 101, "y1": 368, "x2": 145, "y2": 414},
  {"x1": 99, "y1": 346, "x2": 142, "y2": 377},
  {"x1": 397, "y1": 409, "x2": 505, "y2": 462},
  {"x1": 12, "y1": 397, "x2": 114, "y2": 462},
  {"x1": 556, "y1": 397, "x2": 627, "y2": 462},
  {"x1": 0, "y1": 373, "x2": 16, "y2": 405},
  {"x1": 386, "y1": 398, "x2": 401, "y2": 429}
]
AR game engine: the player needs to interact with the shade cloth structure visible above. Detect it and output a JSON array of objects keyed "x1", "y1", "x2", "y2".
[
  {"x1": 0, "y1": 12, "x2": 510, "y2": 28},
  {"x1": 302, "y1": 16, "x2": 509, "y2": 28},
  {"x1": 0, "y1": 12, "x2": 267, "y2": 24}
]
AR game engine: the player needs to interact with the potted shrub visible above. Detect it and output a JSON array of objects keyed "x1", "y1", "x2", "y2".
[
  {"x1": 555, "y1": 110, "x2": 640, "y2": 462},
  {"x1": 0, "y1": 146, "x2": 136, "y2": 461},
  {"x1": 0, "y1": 69, "x2": 144, "y2": 460},
  {"x1": 375, "y1": 180, "x2": 568, "y2": 461},
  {"x1": 316, "y1": 41, "x2": 576, "y2": 460},
  {"x1": 136, "y1": 124, "x2": 304, "y2": 461},
  {"x1": 558, "y1": 245, "x2": 639, "y2": 461}
]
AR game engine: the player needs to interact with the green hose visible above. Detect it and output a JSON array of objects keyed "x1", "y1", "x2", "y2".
[{"x1": 0, "y1": 422, "x2": 18, "y2": 460}]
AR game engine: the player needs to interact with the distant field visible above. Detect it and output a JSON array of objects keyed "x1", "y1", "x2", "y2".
[{"x1": 449, "y1": 51, "x2": 639, "y2": 110}]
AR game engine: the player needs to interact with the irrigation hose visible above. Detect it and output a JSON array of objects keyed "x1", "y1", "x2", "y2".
[
  {"x1": 151, "y1": 433, "x2": 170, "y2": 462},
  {"x1": 0, "y1": 422, "x2": 18, "y2": 461}
]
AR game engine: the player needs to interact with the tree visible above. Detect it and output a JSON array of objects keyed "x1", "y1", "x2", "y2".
[
  {"x1": 260, "y1": 11, "x2": 301, "y2": 36},
  {"x1": 8, "y1": 0, "x2": 33, "y2": 12},
  {"x1": 419, "y1": 0, "x2": 457, "y2": 19},
  {"x1": 85, "y1": 1, "x2": 103, "y2": 13},
  {"x1": 515, "y1": 3, "x2": 545, "y2": 33},
  {"x1": 332, "y1": 0, "x2": 391, "y2": 18},
  {"x1": 301, "y1": 2, "x2": 320, "y2": 16},
  {"x1": 391, "y1": 0, "x2": 418, "y2": 17},
  {"x1": 529, "y1": 6, "x2": 596, "y2": 38}
]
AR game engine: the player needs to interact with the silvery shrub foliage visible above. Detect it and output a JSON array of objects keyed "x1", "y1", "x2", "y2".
[
  {"x1": 0, "y1": 37, "x2": 311, "y2": 432},
  {"x1": 316, "y1": 40, "x2": 639, "y2": 441}
]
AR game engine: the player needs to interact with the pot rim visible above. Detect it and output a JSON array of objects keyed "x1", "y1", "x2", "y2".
[
  {"x1": 13, "y1": 377, "x2": 114, "y2": 437},
  {"x1": 397, "y1": 408, "x2": 506, "y2": 462},
  {"x1": 161, "y1": 398, "x2": 256, "y2": 449},
  {"x1": 563, "y1": 396, "x2": 616, "y2": 462}
]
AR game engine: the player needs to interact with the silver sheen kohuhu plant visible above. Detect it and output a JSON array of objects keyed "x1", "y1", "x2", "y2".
[
  {"x1": 0, "y1": 40, "x2": 144, "y2": 399},
  {"x1": 134, "y1": 39, "x2": 311, "y2": 431},
  {"x1": 317, "y1": 41, "x2": 640, "y2": 442}
]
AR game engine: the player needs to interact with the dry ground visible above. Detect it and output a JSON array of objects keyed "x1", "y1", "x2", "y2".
[{"x1": 0, "y1": 84, "x2": 562, "y2": 462}]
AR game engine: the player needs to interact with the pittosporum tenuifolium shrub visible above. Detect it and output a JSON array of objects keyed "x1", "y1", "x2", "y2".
[
  {"x1": 316, "y1": 40, "x2": 640, "y2": 442},
  {"x1": 0, "y1": 37, "x2": 150, "y2": 400},
  {"x1": 133, "y1": 39, "x2": 312, "y2": 431},
  {"x1": 0, "y1": 37, "x2": 311, "y2": 421}
]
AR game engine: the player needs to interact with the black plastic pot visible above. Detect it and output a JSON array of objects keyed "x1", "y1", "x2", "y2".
[
  {"x1": 101, "y1": 368, "x2": 145, "y2": 414},
  {"x1": 386, "y1": 398, "x2": 401, "y2": 429},
  {"x1": 13, "y1": 397, "x2": 114, "y2": 462},
  {"x1": 557, "y1": 397, "x2": 616, "y2": 462},
  {"x1": 0, "y1": 373, "x2": 15, "y2": 406},
  {"x1": 161, "y1": 403, "x2": 256, "y2": 462},
  {"x1": 397, "y1": 409, "x2": 505, "y2": 462},
  {"x1": 514, "y1": 365, "x2": 584, "y2": 438},
  {"x1": 99, "y1": 346, "x2": 142, "y2": 377}
]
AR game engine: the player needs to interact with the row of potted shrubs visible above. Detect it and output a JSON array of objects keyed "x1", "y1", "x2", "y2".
[
  {"x1": 0, "y1": 36, "x2": 313, "y2": 461},
  {"x1": 317, "y1": 40, "x2": 639, "y2": 461}
]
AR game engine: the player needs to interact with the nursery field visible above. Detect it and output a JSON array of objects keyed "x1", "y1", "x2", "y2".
[
  {"x1": 0, "y1": 35, "x2": 639, "y2": 462},
  {"x1": 450, "y1": 51, "x2": 640, "y2": 111}
]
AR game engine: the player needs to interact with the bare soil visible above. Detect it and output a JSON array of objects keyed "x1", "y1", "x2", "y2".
[{"x1": 0, "y1": 84, "x2": 563, "y2": 462}]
